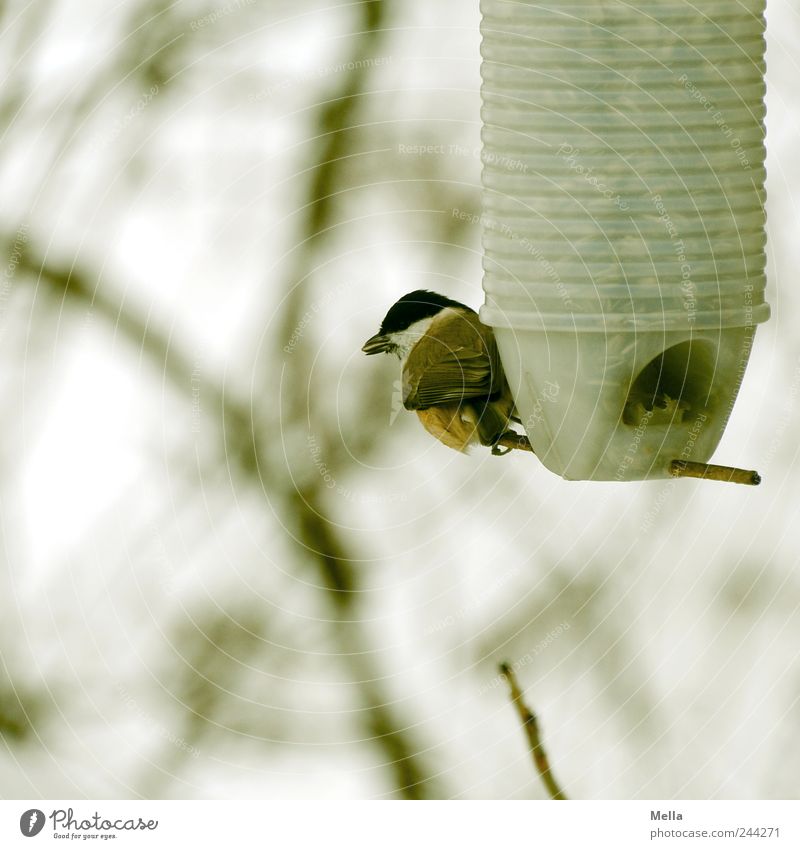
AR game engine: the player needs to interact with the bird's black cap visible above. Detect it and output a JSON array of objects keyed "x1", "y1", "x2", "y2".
[{"x1": 378, "y1": 290, "x2": 470, "y2": 335}]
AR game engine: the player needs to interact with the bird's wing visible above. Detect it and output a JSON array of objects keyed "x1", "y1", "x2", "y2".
[{"x1": 402, "y1": 309, "x2": 504, "y2": 410}]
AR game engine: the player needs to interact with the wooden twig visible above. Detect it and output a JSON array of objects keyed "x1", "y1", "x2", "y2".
[
  {"x1": 499, "y1": 662, "x2": 568, "y2": 800},
  {"x1": 492, "y1": 434, "x2": 761, "y2": 489},
  {"x1": 669, "y1": 460, "x2": 761, "y2": 486}
]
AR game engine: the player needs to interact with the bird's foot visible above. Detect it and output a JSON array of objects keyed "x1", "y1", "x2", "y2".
[{"x1": 492, "y1": 431, "x2": 535, "y2": 455}]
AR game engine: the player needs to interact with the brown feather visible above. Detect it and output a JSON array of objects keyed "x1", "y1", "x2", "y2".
[
  {"x1": 400, "y1": 307, "x2": 516, "y2": 452},
  {"x1": 402, "y1": 308, "x2": 503, "y2": 410},
  {"x1": 416, "y1": 406, "x2": 478, "y2": 452},
  {"x1": 415, "y1": 389, "x2": 516, "y2": 452}
]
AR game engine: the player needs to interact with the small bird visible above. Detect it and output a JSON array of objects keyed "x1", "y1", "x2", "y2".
[{"x1": 362, "y1": 290, "x2": 524, "y2": 453}]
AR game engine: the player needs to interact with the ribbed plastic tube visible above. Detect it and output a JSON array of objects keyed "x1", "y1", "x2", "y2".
[{"x1": 479, "y1": 0, "x2": 769, "y2": 480}]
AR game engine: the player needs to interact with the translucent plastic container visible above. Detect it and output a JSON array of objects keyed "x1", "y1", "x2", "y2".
[{"x1": 479, "y1": 0, "x2": 769, "y2": 480}]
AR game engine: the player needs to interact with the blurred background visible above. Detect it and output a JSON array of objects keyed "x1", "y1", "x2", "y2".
[{"x1": 0, "y1": 0, "x2": 798, "y2": 800}]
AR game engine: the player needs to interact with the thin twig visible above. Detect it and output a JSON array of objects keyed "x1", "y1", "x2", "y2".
[
  {"x1": 492, "y1": 434, "x2": 762, "y2": 489},
  {"x1": 499, "y1": 662, "x2": 568, "y2": 800},
  {"x1": 669, "y1": 459, "x2": 761, "y2": 486}
]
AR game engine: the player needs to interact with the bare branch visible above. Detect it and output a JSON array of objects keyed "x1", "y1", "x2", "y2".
[
  {"x1": 669, "y1": 460, "x2": 761, "y2": 486},
  {"x1": 499, "y1": 662, "x2": 568, "y2": 800}
]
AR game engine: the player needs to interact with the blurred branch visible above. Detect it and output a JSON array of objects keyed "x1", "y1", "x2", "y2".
[
  {"x1": 0, "y1": 685, "x2": 39, "y2": 742},
  {"x1": 12, "y1": 243, "x2": 262, "y2": 472},
  {"x1": 292, "y1": 486, "x2": 439, "y2": 799},
  {"x1": 272, "y1": 0, "x2": 390, "y2": 361},
  {"x1": 139, "y1": 607, "x2": 272, "y2": 795},
  {"x1": 264, "y1": 0, "x2": 444, "y2": 799},
  {"x1": 499, "y1": 662, "x2": 568, "y2": 800},
  {"x1": 7, "y1": 0, "x2": 443, "y2": 800},
  {"x1": 483, "y1": 568, "x2": 661, "y2": 749},
  {"x1": 1, "y1": 0, "x2": 187, "y2": 215}
]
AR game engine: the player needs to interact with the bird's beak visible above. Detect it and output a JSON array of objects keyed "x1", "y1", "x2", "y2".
[{"x1": 361, "y1": 333, "x2": 391, "y2": 355}]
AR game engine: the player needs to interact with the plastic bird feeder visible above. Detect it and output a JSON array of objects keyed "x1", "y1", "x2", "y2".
[{"x1": 479, "y1": 0, "x2": 769, "y2": 480}]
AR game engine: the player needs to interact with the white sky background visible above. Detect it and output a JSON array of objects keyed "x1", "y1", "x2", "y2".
[{"x1": 0, "y1": 0, "x2": 798, "y2": 799}]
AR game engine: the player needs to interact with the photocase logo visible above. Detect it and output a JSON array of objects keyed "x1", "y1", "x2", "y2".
[
  {"x1": 19, "y1": 809, "x2": 45, "y2": 837},
  {"x1": 15, "y1": 807, "x2": 160, "y2": 838}
]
